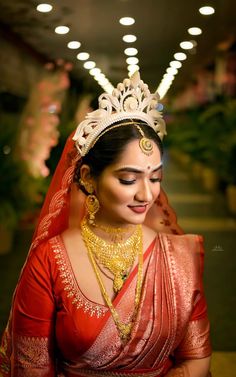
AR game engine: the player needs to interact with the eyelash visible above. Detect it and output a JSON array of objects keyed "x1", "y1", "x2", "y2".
[
  {"x1": 119, "y1": 178, "x2": 162, "y2": 185},
  {"x1": 119, "y1": 179, "x2": 135, "y2": 185}
]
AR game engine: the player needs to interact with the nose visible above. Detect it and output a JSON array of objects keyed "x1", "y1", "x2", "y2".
[{"x1": 135, "y1": 179, "x2": 154, "y2": 203}]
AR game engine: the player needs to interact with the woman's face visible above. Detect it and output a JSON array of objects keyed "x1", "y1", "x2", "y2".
[{"x1": 92, "y1": 139, "x2": 162, "y2": 227}]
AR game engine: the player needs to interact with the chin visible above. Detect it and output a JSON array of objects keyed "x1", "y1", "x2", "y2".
[{"x1": 125, "y1": 213, "x2": 147, "y2": 225}]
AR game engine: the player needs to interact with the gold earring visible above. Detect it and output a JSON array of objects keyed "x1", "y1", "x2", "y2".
[
  {"x1": 79, "y1": 178, "x2": 94, "y2": 194},
  {"x1": 86, "y1": 194, "x2": 100, "y2": 225}
]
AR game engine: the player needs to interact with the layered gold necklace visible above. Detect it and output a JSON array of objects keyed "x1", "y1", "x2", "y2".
[
  {"x1": 81, "y1": 218, "x2": 141, "y2": 292},
  {"x1": 81, "y1": 217, "x2": 143, "y2": 343}
]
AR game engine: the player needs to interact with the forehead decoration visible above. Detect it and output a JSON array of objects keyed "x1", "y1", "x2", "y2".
[{"x1": 73, "y1": 71, "x2": 166, "y2": 156}]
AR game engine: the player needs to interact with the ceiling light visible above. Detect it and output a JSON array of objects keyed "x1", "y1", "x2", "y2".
[
  {"x1": 123, "y1": 34, "x2": 137, "y2": 43},
  {"x1": 188, "y1": 27, "x2": 202, "y2": 36},
  {"x1": 127, "y1": 64, "x2": 139, "y2": 73},
  {"x1": 126, "y1": 57, "x2": 139, "y2": 65},
  {"x1": 199, "y1": 6, "x2": 215, "y2": 15},
  {"x1": 174, "y1": 52, "x2": 187, "y2": 61},
  {"x1": 180, "y1": 41, "x2": 194, "y2": 50},
  {"x1": 98, "y1": 78, "x2": 109, "y2": 86},
  {"x1": 102, "y1": 84, "x2": 114, "y2": 94},
  {"x1": 36, "y1": 3, "x2": 53, "y2": 12},
  {"x1": 55, "y1": 26, "x2": 70, "y2": 35},
  {"x1": 157, "y1": 83, "x2": 172, "y2": 99},
  {"x1": 77, "y1": 52, "x2": 90, "y2": 60},
  {"x1": 67, "y1": 41, "x2": 81, "y2": 49},
  {"x1": 94, "y1": 73, "x2": 105, "y2": 81},
  {"x1": 170, "y1": 61, "x2": 182, "y2": 69},
  {"x1": 166, "y1": 67, "x2": 178, "y2": 75},
  {"x1": 83, "y1": 61, "x2": 96, "y2": 69},
  {"x1": 119, "y1": 17, "x2": 135, "y2": 26},
  {"x1": 163, "y1": 73, "x2": 175, "y2": 81},
  {"x1": 89, "y1": 68, "x2": 101, "y2": 76},
  {"x1": 124, "y1": 47, "x2": 138, "y2": 56}
]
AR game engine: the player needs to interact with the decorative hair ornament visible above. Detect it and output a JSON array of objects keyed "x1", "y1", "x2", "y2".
[
  {"x1": 73, "y1": 71, "x2": 166, "y2": 156},
  {"x1": 135, "y1": 125, "x2": 154, "y2": 155}
]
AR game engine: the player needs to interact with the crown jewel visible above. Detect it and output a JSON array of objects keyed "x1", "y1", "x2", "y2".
[{"x1": 73, "y1": 71, "x2": 166, "y2": 156}]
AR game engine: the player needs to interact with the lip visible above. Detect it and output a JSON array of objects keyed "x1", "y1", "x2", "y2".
[{"x1": 128, "y1": 205, "x2": 148, "y2": 214}]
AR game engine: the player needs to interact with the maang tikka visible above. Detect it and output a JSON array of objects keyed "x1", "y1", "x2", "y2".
[{"x1": 80, "y1": 179, "x2": 100, "y2": 225}]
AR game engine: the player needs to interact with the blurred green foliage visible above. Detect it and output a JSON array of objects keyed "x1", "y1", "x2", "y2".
[
  {"x1": 0, "y1": 113, "x2": 46, "y2": 229},
  {"x1": 167, "y1": 98, "x2": 236, "y2": 186}
]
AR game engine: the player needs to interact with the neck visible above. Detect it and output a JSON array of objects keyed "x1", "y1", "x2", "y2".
[
  {"x1": 85, "y1": 217, "x2": 137, "y2": 243},
  {"x1": 94, "y1": 213, "x2": 135, "y2": 230}
]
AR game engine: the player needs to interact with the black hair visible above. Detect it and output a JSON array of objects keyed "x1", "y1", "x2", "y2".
[{"x1": 74, "y1": 120, "x2": 163, "y2": 190}]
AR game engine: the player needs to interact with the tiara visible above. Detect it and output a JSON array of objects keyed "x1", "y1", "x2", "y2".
[{"x1": 73, "y1": 71, "x2": 166, "y2": 156}]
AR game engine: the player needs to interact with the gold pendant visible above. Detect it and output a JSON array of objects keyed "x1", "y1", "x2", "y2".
[{"x1": 114, "y1": 274, "x2": 124, "y2": 292}]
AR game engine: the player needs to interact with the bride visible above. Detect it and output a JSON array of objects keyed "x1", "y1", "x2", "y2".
[{"x1": 0, "y1": 72, "x2": 212, "y2": 376}]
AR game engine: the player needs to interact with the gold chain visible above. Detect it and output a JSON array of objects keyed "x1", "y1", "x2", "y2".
[
  {"x1": 81, "y1": 218, "x2": 141, "y2": 292},
  {"x1": 81, "y1": 217, "x2": 143, "y2": 343}
]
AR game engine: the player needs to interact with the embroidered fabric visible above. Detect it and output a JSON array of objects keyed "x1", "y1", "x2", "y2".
[
  {"x1": 51, "y1": 235, "x2": 108, "y2": 318},
  {"x1": 63, "y1": 368, "x2": 163, "y2": 376},
  {"x1": 13, "y1": 335, "x2": 53, "y2": 376},
  {"x1": 174, "y1": 318, "x2": 212, "y2": 359}
]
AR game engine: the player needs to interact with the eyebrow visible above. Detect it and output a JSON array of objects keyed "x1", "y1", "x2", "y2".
[{"x1": 115, "y1": 162, "x2": 163, "y2": 174}]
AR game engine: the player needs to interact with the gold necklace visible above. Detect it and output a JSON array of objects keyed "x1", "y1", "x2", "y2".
[
  {"x1": 81, "y1": 218, "x2": 141, "y2": 292},
  {"x1": 92, "y1": 221, "x2": 134, "y2": 242},
  {"x1": 81, "y1": 218, "x2": 143, "y2": 343}
]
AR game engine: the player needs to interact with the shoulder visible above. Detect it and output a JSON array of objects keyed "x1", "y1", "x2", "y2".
[
  {"x1": 158, "y1": 232, "x2": 204, "y2": 255},
  {"x1": 158, "y1": 232, "x2": 205, "y2": 278},
  {"x1": 27, "y1": 236, "x2": 63, "y2": 273}
]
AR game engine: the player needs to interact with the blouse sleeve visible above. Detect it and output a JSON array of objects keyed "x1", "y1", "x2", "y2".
[
  {"x1": 174, "y1": 236, "x2": 212, "y2": 361},
  {"x1": 11, "y1": 241, "x2": 56, "y2": 376}
]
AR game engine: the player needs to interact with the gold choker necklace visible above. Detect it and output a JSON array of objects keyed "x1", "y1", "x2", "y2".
[
  {"x1": 92, "y1": 221, "x2": 134, "y2": 242},
  {"x1": 81, "y1": 218, "x2": 141, "y2": 292},
  {"x1": 81, "y1": 217, "x2": 143, "y2": 343}
]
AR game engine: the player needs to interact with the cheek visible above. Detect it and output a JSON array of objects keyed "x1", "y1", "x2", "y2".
[
  {"x1": 97, "y1": 180, "x2": 133, "y2": 205},
  {"x1": 153, "y1": 183, "x2": 161, "y2": 199}
]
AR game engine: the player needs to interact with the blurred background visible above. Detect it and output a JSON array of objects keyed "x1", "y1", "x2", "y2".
[{"x1": 0, "y1": 1, "x2": 236, "y2": 375}]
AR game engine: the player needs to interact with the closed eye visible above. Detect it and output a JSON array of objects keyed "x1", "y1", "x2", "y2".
[
  {"x1": 119, "y1": 179, "x2": 135, "y2": 185},
  {"x1": 150, "y1": 178, "x2": 162, "y2": 183}
]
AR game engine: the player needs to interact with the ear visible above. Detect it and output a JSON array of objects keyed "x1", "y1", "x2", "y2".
[
  {"x1": 80, "y1": 164, "x2": 92, "y2": 183},
  {"x1": 80, "y1": 164, "x2": 97, "y2": 192}
]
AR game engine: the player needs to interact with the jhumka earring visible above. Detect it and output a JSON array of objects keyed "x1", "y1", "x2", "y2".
[
  {"x1": 80, "y1": 179, "x2": 100, "y2": 225},
  {"x1": 86, "y1": 195, "x2": 100, "y2": 225}
]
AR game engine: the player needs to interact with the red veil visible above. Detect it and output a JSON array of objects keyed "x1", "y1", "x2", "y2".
[{"x1": 0, "y1": 131, "x2": 183, "y2": 375}]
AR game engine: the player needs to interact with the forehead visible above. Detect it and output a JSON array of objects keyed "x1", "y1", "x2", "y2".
[{"x1": 110, "y1": 139, "x2": 161, "y2": 169}]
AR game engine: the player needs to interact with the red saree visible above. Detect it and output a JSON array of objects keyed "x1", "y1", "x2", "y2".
[
  {"x1": 0, "y1": 233, "x2": 211, "y2": 376},
  {"x1": 0, "y1": 134, "x2": 211, "y2": 376}
]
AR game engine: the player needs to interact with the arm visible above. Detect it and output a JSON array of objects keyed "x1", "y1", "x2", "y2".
[
  {"x1": 166, "y1": 237, "x2": 212, "y2": 377},
  {"x1": 11, "y1": 242, "x2": 56, "y2": 376},
  {"x1": 165, "y1": 357, "x2": 211, "y2": 376}
]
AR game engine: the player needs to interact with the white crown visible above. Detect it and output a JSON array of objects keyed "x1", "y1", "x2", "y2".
[{"x1": 73, "y1": 71, "x2": 166, "y2": 156}]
